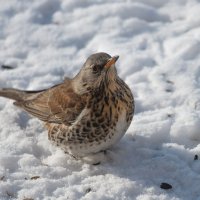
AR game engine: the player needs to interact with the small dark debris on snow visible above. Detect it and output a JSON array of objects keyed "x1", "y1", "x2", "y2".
[
  {"x1": 160, "y1": 182, "x2": 172, "y2": 190},
  {"x1": 194, "y1": 155, "x2": 198, "y2": 160},
  {"x1": 93, "y1": 162, "x2": 101, "y2": 165},
  {"x1": 166, "y1": 80, "x2": 174, "y2": 84},
  {"x1": 165, "y1": 89, "x2": 173, "y2": 93},
  {"x1": 23, "y1": 198, "x2": 34, "y2": 200},
  {"x1": 1, "y1": 65, "x2": 15, "y2": 70},
  {"x1": 167, "y1": 114, "x2": 172, "y2": 118},
  {"x1": 85, "y1": 188, "x2": 92, "y2": 194},
  {"x1": 30, "y1": 176, "x2": 40, "y2": 180},
  {"x1": 0, "y1": 176, "x2": 5, "y2": 181}
]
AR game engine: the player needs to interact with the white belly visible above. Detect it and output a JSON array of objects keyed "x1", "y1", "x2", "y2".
[{"x1": 107, "y1": 109, "x2": 128, "y2": 147}]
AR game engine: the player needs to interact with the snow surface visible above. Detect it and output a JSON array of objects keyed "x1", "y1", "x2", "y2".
[{"x1": 0, "y1": 0, "x2": 200, "y2": 199}]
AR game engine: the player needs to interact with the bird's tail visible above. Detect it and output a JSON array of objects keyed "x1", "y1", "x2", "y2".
[
  {"x1": 0, "y1": 88, "x2": 26, "y2": 101},
  {"x1": 0, "y1": 88, "x2": 46, "y2": 103}
]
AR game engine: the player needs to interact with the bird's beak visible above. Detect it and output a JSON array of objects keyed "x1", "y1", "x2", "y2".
[{"x1": 105, "y1": 55, "x2": 119, "y2": 69}]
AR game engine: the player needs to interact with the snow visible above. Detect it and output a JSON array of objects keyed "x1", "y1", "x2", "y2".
[{"x1": 0, "y1": 0, "x2": 200, "y2": 199}]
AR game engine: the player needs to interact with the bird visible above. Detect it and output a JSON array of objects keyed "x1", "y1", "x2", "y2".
[{"x1": 0, "y1": 52, "x2": 134, "y2": 164}]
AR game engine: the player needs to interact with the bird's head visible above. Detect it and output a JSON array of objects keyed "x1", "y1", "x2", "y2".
[{"x1": 74, "y1": 52, "x2": 119, "y2": 94}]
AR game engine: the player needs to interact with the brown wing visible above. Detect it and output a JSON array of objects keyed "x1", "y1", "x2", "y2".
[{"x1": 15, "y1": 80, "x2": 86, "y2": 125}]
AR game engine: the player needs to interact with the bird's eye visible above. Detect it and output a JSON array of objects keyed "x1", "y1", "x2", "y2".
[{"x1": 92, "y1": 65, "x2": 102, "y2": 74}]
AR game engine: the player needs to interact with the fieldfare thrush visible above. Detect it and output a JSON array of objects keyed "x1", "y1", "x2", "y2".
[{"x1": 0, "y1": 52, "x2": 134, "y2": 163}]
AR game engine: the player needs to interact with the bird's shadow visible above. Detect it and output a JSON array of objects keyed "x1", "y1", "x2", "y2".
[
  {"x1": 85, "y1": 134, "x2": 174, "y2": 189},
  {"x1": 16, "y1": 111, "x2": 31, "y2": 129}
]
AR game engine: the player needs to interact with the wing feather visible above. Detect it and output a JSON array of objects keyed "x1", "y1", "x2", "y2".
[{"x1": 15, "y1": 81, "x2": 86, "y2": 125}]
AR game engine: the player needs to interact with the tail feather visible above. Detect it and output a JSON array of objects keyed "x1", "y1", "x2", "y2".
[
  {"x1": 0, "y1": 88, "x2": 46, "y2": 103},
  {"x1": 0, "y1": 88, "x2": 25, "y2": 101}
]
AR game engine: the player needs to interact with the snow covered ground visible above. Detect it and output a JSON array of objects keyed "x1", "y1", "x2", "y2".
[{"x1": 0, "y1": 0, "x2": 200, "y2": 199}]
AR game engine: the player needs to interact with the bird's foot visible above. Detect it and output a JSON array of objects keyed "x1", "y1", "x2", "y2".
[{"x1": 64, "y1": 151, "x2": 80, "y2": 160}]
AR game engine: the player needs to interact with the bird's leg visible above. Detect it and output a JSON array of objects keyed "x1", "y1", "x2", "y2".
[{"x1": 63, "y1": 151, "x2": 81, "y2": 160}]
